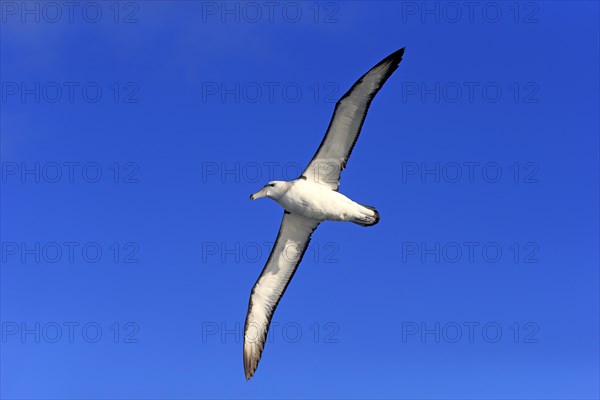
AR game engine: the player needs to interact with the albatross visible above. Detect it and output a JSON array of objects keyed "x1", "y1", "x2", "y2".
[{"x1": 244, "y1": 47, "x2": 405, "y2": 380}]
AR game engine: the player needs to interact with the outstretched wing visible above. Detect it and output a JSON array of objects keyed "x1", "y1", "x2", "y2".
[
  {"x1": 243, "y1": 212, "x2": 321, "y2": 380},
  {"x1": 301, "y1": 47, "x2": 405, "y2": 190}
]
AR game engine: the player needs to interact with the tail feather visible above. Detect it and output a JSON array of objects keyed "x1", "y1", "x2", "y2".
[{"x1": 353, "y1": 205, "x2": 380, "y2": 227}]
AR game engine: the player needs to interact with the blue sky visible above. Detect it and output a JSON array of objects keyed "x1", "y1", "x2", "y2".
[{"x1": 1, "y1": 1, "x2": 599, "y2": 399}]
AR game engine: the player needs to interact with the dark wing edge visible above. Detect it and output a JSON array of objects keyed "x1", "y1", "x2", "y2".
[
  {"x1": 243, "y1": 212, "x2": 321, "y2": 380},
  {"x1": 301, "y1": 47, "x2": 405, "y2": 190}
]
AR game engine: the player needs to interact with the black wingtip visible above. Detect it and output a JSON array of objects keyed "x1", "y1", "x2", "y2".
[
  {"x1": 387, "y1": 47, "x2": 405, "y2": 63},
  {"x1": 370, "y1": 47, "x2": 405, "y2": 73}
]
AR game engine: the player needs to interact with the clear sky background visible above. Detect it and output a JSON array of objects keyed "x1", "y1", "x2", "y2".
[{"x1": 1, "y1": 1, "x2": 599, "y2": 399}]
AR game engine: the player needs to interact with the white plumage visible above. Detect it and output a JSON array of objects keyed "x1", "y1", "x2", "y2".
[{"x1": 243, "y1": 47, "x2": 405, "y2": 380}]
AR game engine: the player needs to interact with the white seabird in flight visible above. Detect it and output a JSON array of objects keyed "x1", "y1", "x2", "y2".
[{"x1": 244, "y1": 48, "x2": 405, "y2": 380}]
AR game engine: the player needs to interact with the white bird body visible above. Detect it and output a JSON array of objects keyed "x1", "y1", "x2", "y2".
[
  {"x1": 242, "y1": 48, "x2": 405, "y2": 379},
  {"x1": 253, "y1": 179, "x2": 378, "y2": 224}
]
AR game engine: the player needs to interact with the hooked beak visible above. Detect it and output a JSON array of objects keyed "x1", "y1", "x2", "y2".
[{"x1": 250, "y1": 187, "x2": 268, "y2": 201}]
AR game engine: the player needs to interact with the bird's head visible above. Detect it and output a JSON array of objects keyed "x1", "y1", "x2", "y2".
[{"x1": 250, "y1": 181, "x2": 288, "y2": 201}]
